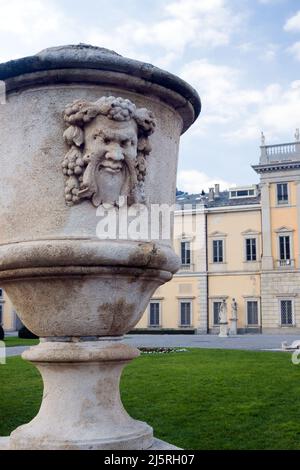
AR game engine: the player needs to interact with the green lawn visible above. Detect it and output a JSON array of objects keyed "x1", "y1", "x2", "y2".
[
  {"x1": 4, "y1": 337, "x2": 39, "y2": 348},
  {"x1": 1, "y1": 348, "x2": 300, "y2": 449}
]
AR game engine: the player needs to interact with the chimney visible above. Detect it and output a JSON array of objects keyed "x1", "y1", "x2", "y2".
[
  {"x1": 214, "y1": 184, "x2": 220, "y2": 198},
  {"x1": 208, "y1": 187, "x2": 214, "y2": 202}
]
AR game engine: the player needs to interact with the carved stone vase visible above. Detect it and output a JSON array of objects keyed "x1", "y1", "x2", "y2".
[{"x1": 0, "y1": 45, "x2": 201, "y2": 449}]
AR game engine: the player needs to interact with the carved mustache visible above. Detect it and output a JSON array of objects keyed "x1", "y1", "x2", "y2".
[
  {"x1": 99, "y1": 160, "x2": 123, "y2": 171},
  {"x1": 78, "y1": 151, "x2": 138, "y2": 199}
]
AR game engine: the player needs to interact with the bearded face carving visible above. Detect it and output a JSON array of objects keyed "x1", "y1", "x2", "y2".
[{"x1": 62, "y1": 96, "x2": 156, "y2": 207}]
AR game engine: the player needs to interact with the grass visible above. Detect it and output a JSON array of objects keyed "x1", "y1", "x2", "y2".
[
  {"x1": 1, "y1": 348, "x2": 300, "y2": 449},
  {"x1": 4, "y1": 337, "x2": 39, "y2": 348}
]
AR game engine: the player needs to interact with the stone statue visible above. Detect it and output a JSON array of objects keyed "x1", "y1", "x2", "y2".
[
  {"x1": 261, "y1": 131, "x2": 265, "y2": 146},
  {"x1": 229, "y1": 298, "x2": 238, "y2": 335},
  {"x1": 295, "y1": 128, "x2": 300, "y2": 142},
  {"x1": 231, "y1": 298, "x2": 237, "y2": 320},
  {"x1": 219, "y1": 299, "x2": 227, "y2": 323},
  {"x1": 218, "y1": 299, "x2": 228, "y2": 337},
  {"x1": 62, "y1": 96, "x2": 156, "y2": 207}
]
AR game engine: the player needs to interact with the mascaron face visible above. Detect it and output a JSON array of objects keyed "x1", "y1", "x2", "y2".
[{"x1": 84, "y1": 115, "x2": 138, "y2": 173}]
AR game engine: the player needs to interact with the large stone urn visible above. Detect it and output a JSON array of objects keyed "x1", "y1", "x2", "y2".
[{"x1": 0, "y1": 44, "x2": 201, "y2": 449}]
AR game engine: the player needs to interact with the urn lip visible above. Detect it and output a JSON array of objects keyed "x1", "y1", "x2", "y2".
[{"x1": 0, "y1": 43, "x2": 201, "y2": 132}]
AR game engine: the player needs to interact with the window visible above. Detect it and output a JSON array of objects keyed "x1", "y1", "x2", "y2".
[
  {"x1": 181, "y1": 241, "x2": 191, "y2": 265},
  {"x1": 277, "y1": 183, "x2": 288, "y2": 205},
  {"x1": 180, "y1": 302, "x2": 191, "y2": 326},
  {"x1": 280, "y1": 300, "x2": 293, "y2": 326},
  {"x1": 149, "y1": 302, "x2": 160, "y2": 327},
  {"x1": 213, "y1": 301, "x2": 222, "y2": 325},
  {"x1": 246, "y1": 238, "x2": 257, "y2": 261},
  {"x1": 213, "y1": 240, "x2": 223, "y2": 263},
  {"x1": 247, "y1": 301, "x2": 258, "y2": 325},
  {"x1": 279, "y1": 235, "x2": 290, "y2": 260},
  {"x1": 230, "y1": 188, "x2": 256, "y2": 198}
]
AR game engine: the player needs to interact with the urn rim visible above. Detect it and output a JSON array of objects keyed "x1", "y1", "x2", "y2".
[{"x1": 0, "y1": 43, "x2": 201, "y2": 133}]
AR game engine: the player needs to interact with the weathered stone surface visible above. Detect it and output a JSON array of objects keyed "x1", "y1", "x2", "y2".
[
  {"x1": 9, "y1": 341, "x2": 153, "y2": 450},
  {"x1": 0, "y1": 438, "x2": 9, "y2": 450},
  {"x1": 0, "y1": 436, "x2": 180, "y2": 450},
  {"x1": 150, "y1": 438, "x2": 181, "y2": 450},
  {"x1": 0, "y1": 44, "x2": 200, "y2": 450},
  {"x1": 0, "y1": 44, "x2": 201, "y2": 133},
  {"x1": 62, "y1": 97, "x2": 155, "y2": 207}
]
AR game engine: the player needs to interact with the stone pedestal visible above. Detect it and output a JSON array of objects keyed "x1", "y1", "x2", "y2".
[
  {"x1": 219, "y1": 322, "x2": 228, "y2": 337},
  {"x1": 9, "y1": 339, "x2": 153, "y2": 450},
  {"x1": 229, "y1": 318, "x2": 238, "y2": 336}
]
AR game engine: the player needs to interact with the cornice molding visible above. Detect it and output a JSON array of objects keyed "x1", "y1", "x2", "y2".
[{"x1": 252, "y1": 161, "x2": 300, "y2": 174}]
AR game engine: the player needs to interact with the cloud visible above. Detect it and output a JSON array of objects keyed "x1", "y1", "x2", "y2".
[
  {"x1": 224, "y1": 81, "x2": 300, "y2": 142},
  {"x1": 0, "y1": 0, "x2": 62, "y2": 36},
  {"x1": 0, "y1": 0, "x2": 244, "y2": 69},
  {"x1": 258, "y1": 0, "x2": 286, "y2": 4},
  {"x1": 284, "y1": 10, "x2": 300, "y2": 32},
  {"x1": 177, "y1": 170, "x2": 234, "y2": 193},
  {"x1": 86, "y1": 0, "x2": 242, "y2": 64},
  {"x1": 237, "y1": 41, "x2": 279, "y2": 62},
  {"x1": 180, "y1": 60, "x2": 264, "y2": 135},
  {"x1": 261, "y1": 43, "x2": 278, "y2": 61},
  {"x1": 180, "y1": 58, "x2": 300, "y2": 143},
  {"x1": 0, "y1": 0, "x2": 78, "y2": 62},
  {"x1": 287, "y1": 41, "x2": 300, "y2": 60}
]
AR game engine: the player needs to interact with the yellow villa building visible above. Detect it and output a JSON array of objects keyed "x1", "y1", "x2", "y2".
[
  {"x1": 2, "y1": 134, "x2": 300, "y2": 334},
  {"x1": 136, "y1": 133, "x2": 300, "y2": 334}
]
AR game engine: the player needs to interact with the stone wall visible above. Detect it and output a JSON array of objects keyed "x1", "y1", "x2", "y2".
[{"x1": 261, "y1": 271, "x2": 300, "y2": 333}]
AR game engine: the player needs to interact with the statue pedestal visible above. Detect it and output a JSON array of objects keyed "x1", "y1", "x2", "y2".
[
  {"x1": 229, "y1": 318, "x2": 238, "y2": 336},
  {"x1": 8, "y1": 339, "x2": 153, "y2": 450},
  {"x1": 219, "y1": 322, "x2": 228, "y2": 337}
]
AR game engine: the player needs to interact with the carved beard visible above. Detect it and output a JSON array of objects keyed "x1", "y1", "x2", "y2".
[{"x1": 79, "y1": 152, "x2": 138, "y2": 207}]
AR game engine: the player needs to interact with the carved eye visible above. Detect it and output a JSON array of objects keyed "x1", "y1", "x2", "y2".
[
  {"x1": 121, "y1": 139, "x2": 129, "y2": 147},
  {"x1": 104, "y1": 137, "x2": 111, "y2": 145},
  {"x1": 131, "y1": 140, "x2": 135, "y2": 146}
]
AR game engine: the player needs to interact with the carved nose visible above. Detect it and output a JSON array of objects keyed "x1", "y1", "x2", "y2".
[{"x1": 105, "y1": 146, "x2": 124, "y2": 161}]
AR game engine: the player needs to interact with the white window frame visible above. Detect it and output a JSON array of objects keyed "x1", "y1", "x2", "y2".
[
  {"x1": 180, "y1": 240, "x2": 191, "y2": 266},
  {"x1": 245, "y1": 298, "x2": 260, "y2": 327},
  {"x1": 209, "y1": 232, "x2": 227, "y2": 266},
  {"x1": 212, "y1": 239, "x2": 224, "y2": 263},
  {"x1": 276, "y1": 228, "x2": 294, "y2": 267},
  {"x1": 245, "y1": 237, "x2": 257, "y2": 262},
  {"x1": 278, "y1": 297, "x2": 295, "y2": 327},
  {"x1": 278, "y1": 235, "x2": 291, "y2": 260},
  {"x1": 241, "y1": 230, "x2": 261, "y2": 266},
  {"x1": 212, "y1": 300, "x2": 222, "y2": 326},
  {"x1": 229, "y1": 186, "x2": 257, "y2": 199},
  {"x1": 276, "y1": 182, "x2": 289, "y2": 206},
  {"x1": 178, "y1": 299, "x2": 193, "y2": 327},
  {"x1": 148, "y1": 300, "x2": 161, "y2": 328}
]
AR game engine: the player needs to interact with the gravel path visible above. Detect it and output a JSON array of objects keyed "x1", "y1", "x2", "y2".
[{"x1": 4, "y1": 333, "x2": 300, "y2": 357}]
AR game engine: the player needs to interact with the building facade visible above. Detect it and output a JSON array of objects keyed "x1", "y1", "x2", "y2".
[
  {"x1": 2, "y1": 136, "x2": 300, "y2": 334},
  {"x1": 137, "y1": 134, "x2": 300, "y2": 334}
]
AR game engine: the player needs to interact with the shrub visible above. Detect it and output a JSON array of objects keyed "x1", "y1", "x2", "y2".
[
  {"x1": 0, "y1": 325, "x2": 4, "y2": 341},
  {"x1": 18, "y1": 326, "x2": 38, "y2": 339}
]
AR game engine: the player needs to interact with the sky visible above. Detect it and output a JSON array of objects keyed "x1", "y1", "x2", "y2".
[{"x1": 1, "y1": 0, "x2": 300, "y2": 193}]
